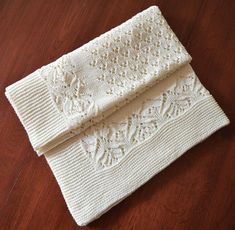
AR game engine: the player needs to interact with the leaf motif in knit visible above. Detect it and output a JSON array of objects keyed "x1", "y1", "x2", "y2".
[
  {"x1": 80, "y1": 72, "x2": 209, "y2": 169},
  {"x1": 39, "y1": 55, "x2": 97, "y2": 123}
]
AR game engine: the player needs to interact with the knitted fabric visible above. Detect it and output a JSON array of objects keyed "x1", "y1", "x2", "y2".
[{"x1": 5, "y1": 6, "x2": 229, "y2": 226}]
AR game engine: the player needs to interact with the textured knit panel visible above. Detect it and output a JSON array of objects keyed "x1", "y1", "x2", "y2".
[
  {"x1": 79, "y1": 65, "x2": 210, "y2": 169},
  {"x1": 38, "y1": 6, "x2": 191, "y2": 131},
  {"x1": 45, "y1": 65, "x2": 229, "y2": 225}
]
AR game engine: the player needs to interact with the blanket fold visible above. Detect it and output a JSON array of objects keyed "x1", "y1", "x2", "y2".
[
  {"x1": 6, "y1": 6, "x2": 191, "y2": 155},
  {"x1": 5, "y1": 6, "x2": 229, "y2": 226}
]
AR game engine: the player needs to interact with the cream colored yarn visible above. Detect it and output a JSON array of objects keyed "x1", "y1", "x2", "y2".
[{"x1": 5, "y1": 6, "x2": 229, "y2": 226}]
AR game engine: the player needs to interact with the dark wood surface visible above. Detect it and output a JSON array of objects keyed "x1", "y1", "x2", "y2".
[{"x1": 0, "y1": 0, "x2": 234, "y2": 229}]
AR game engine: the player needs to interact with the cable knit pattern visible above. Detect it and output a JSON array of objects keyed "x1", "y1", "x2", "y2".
[{"x1": 5, "y1": 6, "x2": 229, "y2": 226}]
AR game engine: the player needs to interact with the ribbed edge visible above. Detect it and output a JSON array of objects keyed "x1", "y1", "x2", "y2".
[
  {"x1": 45, "y1": 95, "x2": 229, "y2": 226},
  {"x1": 5, "y1": 71, "x2": 68, "y2": 156}
]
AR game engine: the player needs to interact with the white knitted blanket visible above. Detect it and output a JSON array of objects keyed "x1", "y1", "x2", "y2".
[{"x1": 5, "y1": 6, "x2": 229, "y2": 226}]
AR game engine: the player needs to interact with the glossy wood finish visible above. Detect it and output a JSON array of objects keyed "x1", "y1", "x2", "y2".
[{"x1": 0, "y1": 0, "x2": 234, "y2": 229}]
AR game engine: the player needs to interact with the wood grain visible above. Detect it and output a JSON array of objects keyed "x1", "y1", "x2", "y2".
[{"x1": 0, "y1": 0, "x2": 234, "y2": 229}]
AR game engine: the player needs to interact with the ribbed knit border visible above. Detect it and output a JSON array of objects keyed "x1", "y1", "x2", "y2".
[
  {"x1": 45, "y1": 95, "x2": 229, "y2": 226},
  {"x1": 5, "y1": 71, "x2": 69, "y2": 155}
]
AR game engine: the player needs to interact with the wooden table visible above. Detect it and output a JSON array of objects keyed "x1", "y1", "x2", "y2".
[{"x1": 0, "y1": 0, "x2": 234, "y2": 229}]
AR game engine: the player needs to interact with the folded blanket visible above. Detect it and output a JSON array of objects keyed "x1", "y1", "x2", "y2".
[
  {"x1": 5, "y1": 6, "x2": 191, "y2": 156},
  {"x1": 5, "y1": 6, "x2": 229, "y2": 226}
]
